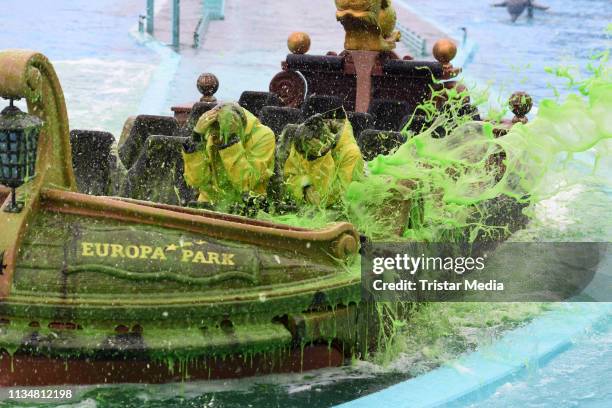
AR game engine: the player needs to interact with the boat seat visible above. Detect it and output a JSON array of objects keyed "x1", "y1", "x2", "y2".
[
  {"x1": 302, "y1": 95, "x2": 344, "y2": 118},
  {"x1": 267, "y1": 124, "x2": 299, "y2": 207},
  {"x1": 358, "y1": 129, "x2": 407, "y2": 161},
  {"x1": 238, "y1": 91, "x2": 282, "y2": 117},
  {"x1": 347, "y1": 111, "x2": 374, "y2": 141},
  {"x1": 118, "y1": 115, "x2": 179, "y2": 170},
  {"x1": 176, "y1": 101, "x2": 218, "y2": 137},
  {"x1": 70, "y1": 130, "x2": 116, "y2": 196},
  {"x1": 368, "y1": 99, "x2": 412, "y2": 131},
  {"x1": 121, "y1": 135, "x2": 196, "y2": 206},
  {"x1": 382, "y1": 59, "x2": 442, "y2": 78},
  {"x1": 285, "y1": 53, "x2": 345, "y2": 71},
  {"x1": 260, "y1": 106, "x2": 304, "y2": 136},
  {"x1": 458, "y1": 103, "x2": 482, "y2": 121},
  {"x1": 400, "y1": 113, "x2": 431, "y2": 135}
]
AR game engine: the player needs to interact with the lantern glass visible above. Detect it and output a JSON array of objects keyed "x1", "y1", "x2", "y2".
[{"x1": 0, "y1": 100, "x2": 42, "y2": 212}]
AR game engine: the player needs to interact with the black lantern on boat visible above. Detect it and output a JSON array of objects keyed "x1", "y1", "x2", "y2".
[{"x1": 0, "y1": 98, "x2": 42, "y2": 213}]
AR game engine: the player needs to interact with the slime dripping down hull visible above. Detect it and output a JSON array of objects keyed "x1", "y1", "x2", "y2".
[
  {"x1": 0, "y1": 48, "x2": 449, "y2": 386},
  {"x1": 0, "y1": 43, "x2": 376, "y2": 383},
  {"x1": 0, "y1": 188, "x2": 375, "y2": 386},
  {"x1": 0, "y1": 191, "x2": 530, "y2": 386},
  {"x1": 0, "y1": 143, "x2": 533, "y2": 387}
]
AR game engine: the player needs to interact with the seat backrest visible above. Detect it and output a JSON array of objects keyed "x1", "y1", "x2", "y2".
[
  {"x1": 176, "y1": 102, "x2": 218, "y2": 137},
  {"x1": 238, "y1": 91, "x2": 282, "y2": 117},
  {"x1": 368, "y1": 99, "x2": 411, "y2": 131},
  {"x1": 347, "y1": 111, "x2": 374, "y2": 141},
  {"x1": 302, "y1": 95, "x2": 344, "y2": 118},
  {"x1": 121, "y1": 135, "x2": 196, "y2": 206},
  {"x1": 358, "y1": 129, "x2": 407, "y2": 161},
  {"x1": 118, "y1": 115, "x2": 179, "y2": 170},
  {"x1": 70, "y1": 130, "x2": 115, "y2": 196},
  {"x1": 260, "y1": 106, "x2": 304, "y2": 137}
]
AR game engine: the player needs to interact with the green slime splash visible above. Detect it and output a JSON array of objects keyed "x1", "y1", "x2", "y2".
[{"x1": 268, "y1": 52, "x2": 611, "y2": 242}]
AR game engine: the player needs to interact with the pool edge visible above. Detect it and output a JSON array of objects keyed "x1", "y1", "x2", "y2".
[
  {"x1": 129, "y1": 28, "x2": 181, "y2": 116},
  {"x1": 335, "y1": 302, "x2": 612, "y2": 408}
]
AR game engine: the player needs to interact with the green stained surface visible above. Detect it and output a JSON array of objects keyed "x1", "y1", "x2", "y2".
[
  {"x1": 12, "y1": 211, "x2": 344, "y2": 297},
  {"x1": 2, "y1": 206, "x2": 365, "y2": 362},
  {"x1": 0, "y1": 318, "x2": 292, "y2": 359}
]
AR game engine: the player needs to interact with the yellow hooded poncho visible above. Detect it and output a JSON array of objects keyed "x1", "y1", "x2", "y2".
[
  {"x1": 283, "y1": 119, "x2": 364, "y2": 207},
  {"x1": 182, "y1": 107, "x2": 275, "y2": 206}
]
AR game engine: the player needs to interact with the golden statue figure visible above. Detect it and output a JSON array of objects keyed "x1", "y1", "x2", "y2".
[{"x1": 335, "y1": 0, "x2": 401, "y2": 51}]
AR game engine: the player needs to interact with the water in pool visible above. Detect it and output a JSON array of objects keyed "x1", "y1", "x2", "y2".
[
  {"x1": 401, "y1": 0, "x2": 611, "y2": 102},
  {"x1": 465, "y1": 315, "x2": 612, "y2": 408}
]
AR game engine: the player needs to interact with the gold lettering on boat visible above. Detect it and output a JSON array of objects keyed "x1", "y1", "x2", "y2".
[{"x1": 80, "y1": 242, "x2": 235, "y2": 265}]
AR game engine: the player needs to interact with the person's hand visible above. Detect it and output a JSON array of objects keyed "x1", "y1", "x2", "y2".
[
  {"x1": 194, "y1": 106, "x2": 221, "y2": 135},
  {"x1": 209, "y1": 129, "x2": 223, "y2": 146},
  {"x1": 299, "y1": 134, "x2": 335, "y2": 159},
  {"x1": 183, "y1": 129, "x2": 206, "y2": 153},
  {"x1": 304, "y1": 186, "x2": 321, "y2": 205},
  {"x1": 182, "y1": 137, "x2": 198, "y2": 154}
]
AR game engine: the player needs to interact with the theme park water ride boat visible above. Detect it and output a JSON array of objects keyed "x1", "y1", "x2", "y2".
[
  {"x1": 0, "y1": 2, "x2": 532, "y2": 386},
  {"x1": 0, "y1": 53, "x2": 362, "y2": 385}
]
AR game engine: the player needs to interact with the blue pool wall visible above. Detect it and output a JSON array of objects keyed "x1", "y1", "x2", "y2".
[{"x1": 336, "y1": 302, "x2": 612, "y2": 408}]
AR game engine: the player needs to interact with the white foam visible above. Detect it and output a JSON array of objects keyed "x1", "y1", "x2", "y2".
[{"x1": 53, "y1": 58, "x2": 157, "y2": 138}]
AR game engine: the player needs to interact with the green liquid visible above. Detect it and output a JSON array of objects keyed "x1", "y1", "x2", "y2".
[{"x1": 265, "y1": 52, "x2": 611, "y2": 244}]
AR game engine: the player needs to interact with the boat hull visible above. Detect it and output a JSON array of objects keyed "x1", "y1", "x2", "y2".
[{"x1": 0, "y1": 345, "x2": 344, "y2": 386}]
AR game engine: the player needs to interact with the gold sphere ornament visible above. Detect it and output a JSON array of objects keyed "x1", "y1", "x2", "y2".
[
  {"x1": 509, "y1": 91, "x2": 533, "y2": 124},
  {"x1": 287, "y1": 32, "x2": 311, "y2": 55},
  {"x1": 197, "y1": 73, "x2": 219, "y2": 102},
  {"x1": 433, "y1": 39, "x2": 458, "y2": 65},
  {"x1": 509, "y1": 91, "x2": 533, "y2": 116}
]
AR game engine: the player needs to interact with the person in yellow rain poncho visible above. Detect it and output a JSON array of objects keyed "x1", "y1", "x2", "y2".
[
  {"x1": 283, "y1": 114, "x2": 364, "y2": 207},
  {"x1": 182, "y1": 103, "x2": 275, "y2": 212}
]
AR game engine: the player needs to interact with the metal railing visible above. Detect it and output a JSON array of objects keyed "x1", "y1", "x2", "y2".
[
  {"x1": 172, "y1": 0, "x2": 180, "y2": 48},
  {"x1": 147, "y1": 0, "x2": 155, "y2": 34},
  {"x1": 205, "y1": 0, "x2": 225, "y2": 20},
  {"x1": 138, "y1": 0, "x2": 225, "y2": 49},
  {"x1": 138, "y1": 0, "x2": 178, "y2": 47},
  {"x1": 397, "y1": 23, "x2": 427, "y2": 57},
  {"x1": 138, "y1": 0, "x2": 155, "y2": 35},
  {"x1": 194, "y1": 0, "x2": 226, "y2": 48}
]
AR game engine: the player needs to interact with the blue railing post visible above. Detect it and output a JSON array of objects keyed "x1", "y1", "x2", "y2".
[
  {"x1": 194, "y1": 0, "x2": 226, "y2": 48},
  {"x1": 206, "y1": 0, "x2": 226, "y2": 20},
  {"x1": 146, "y1": 0, "x2": 154, "y2": 34},
  {"x1": 139, "y1": 15, "x2": 146, "y2": 33},
  {"x1": 172, "y1": 0, "x2": 180, "y2": 48}
]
